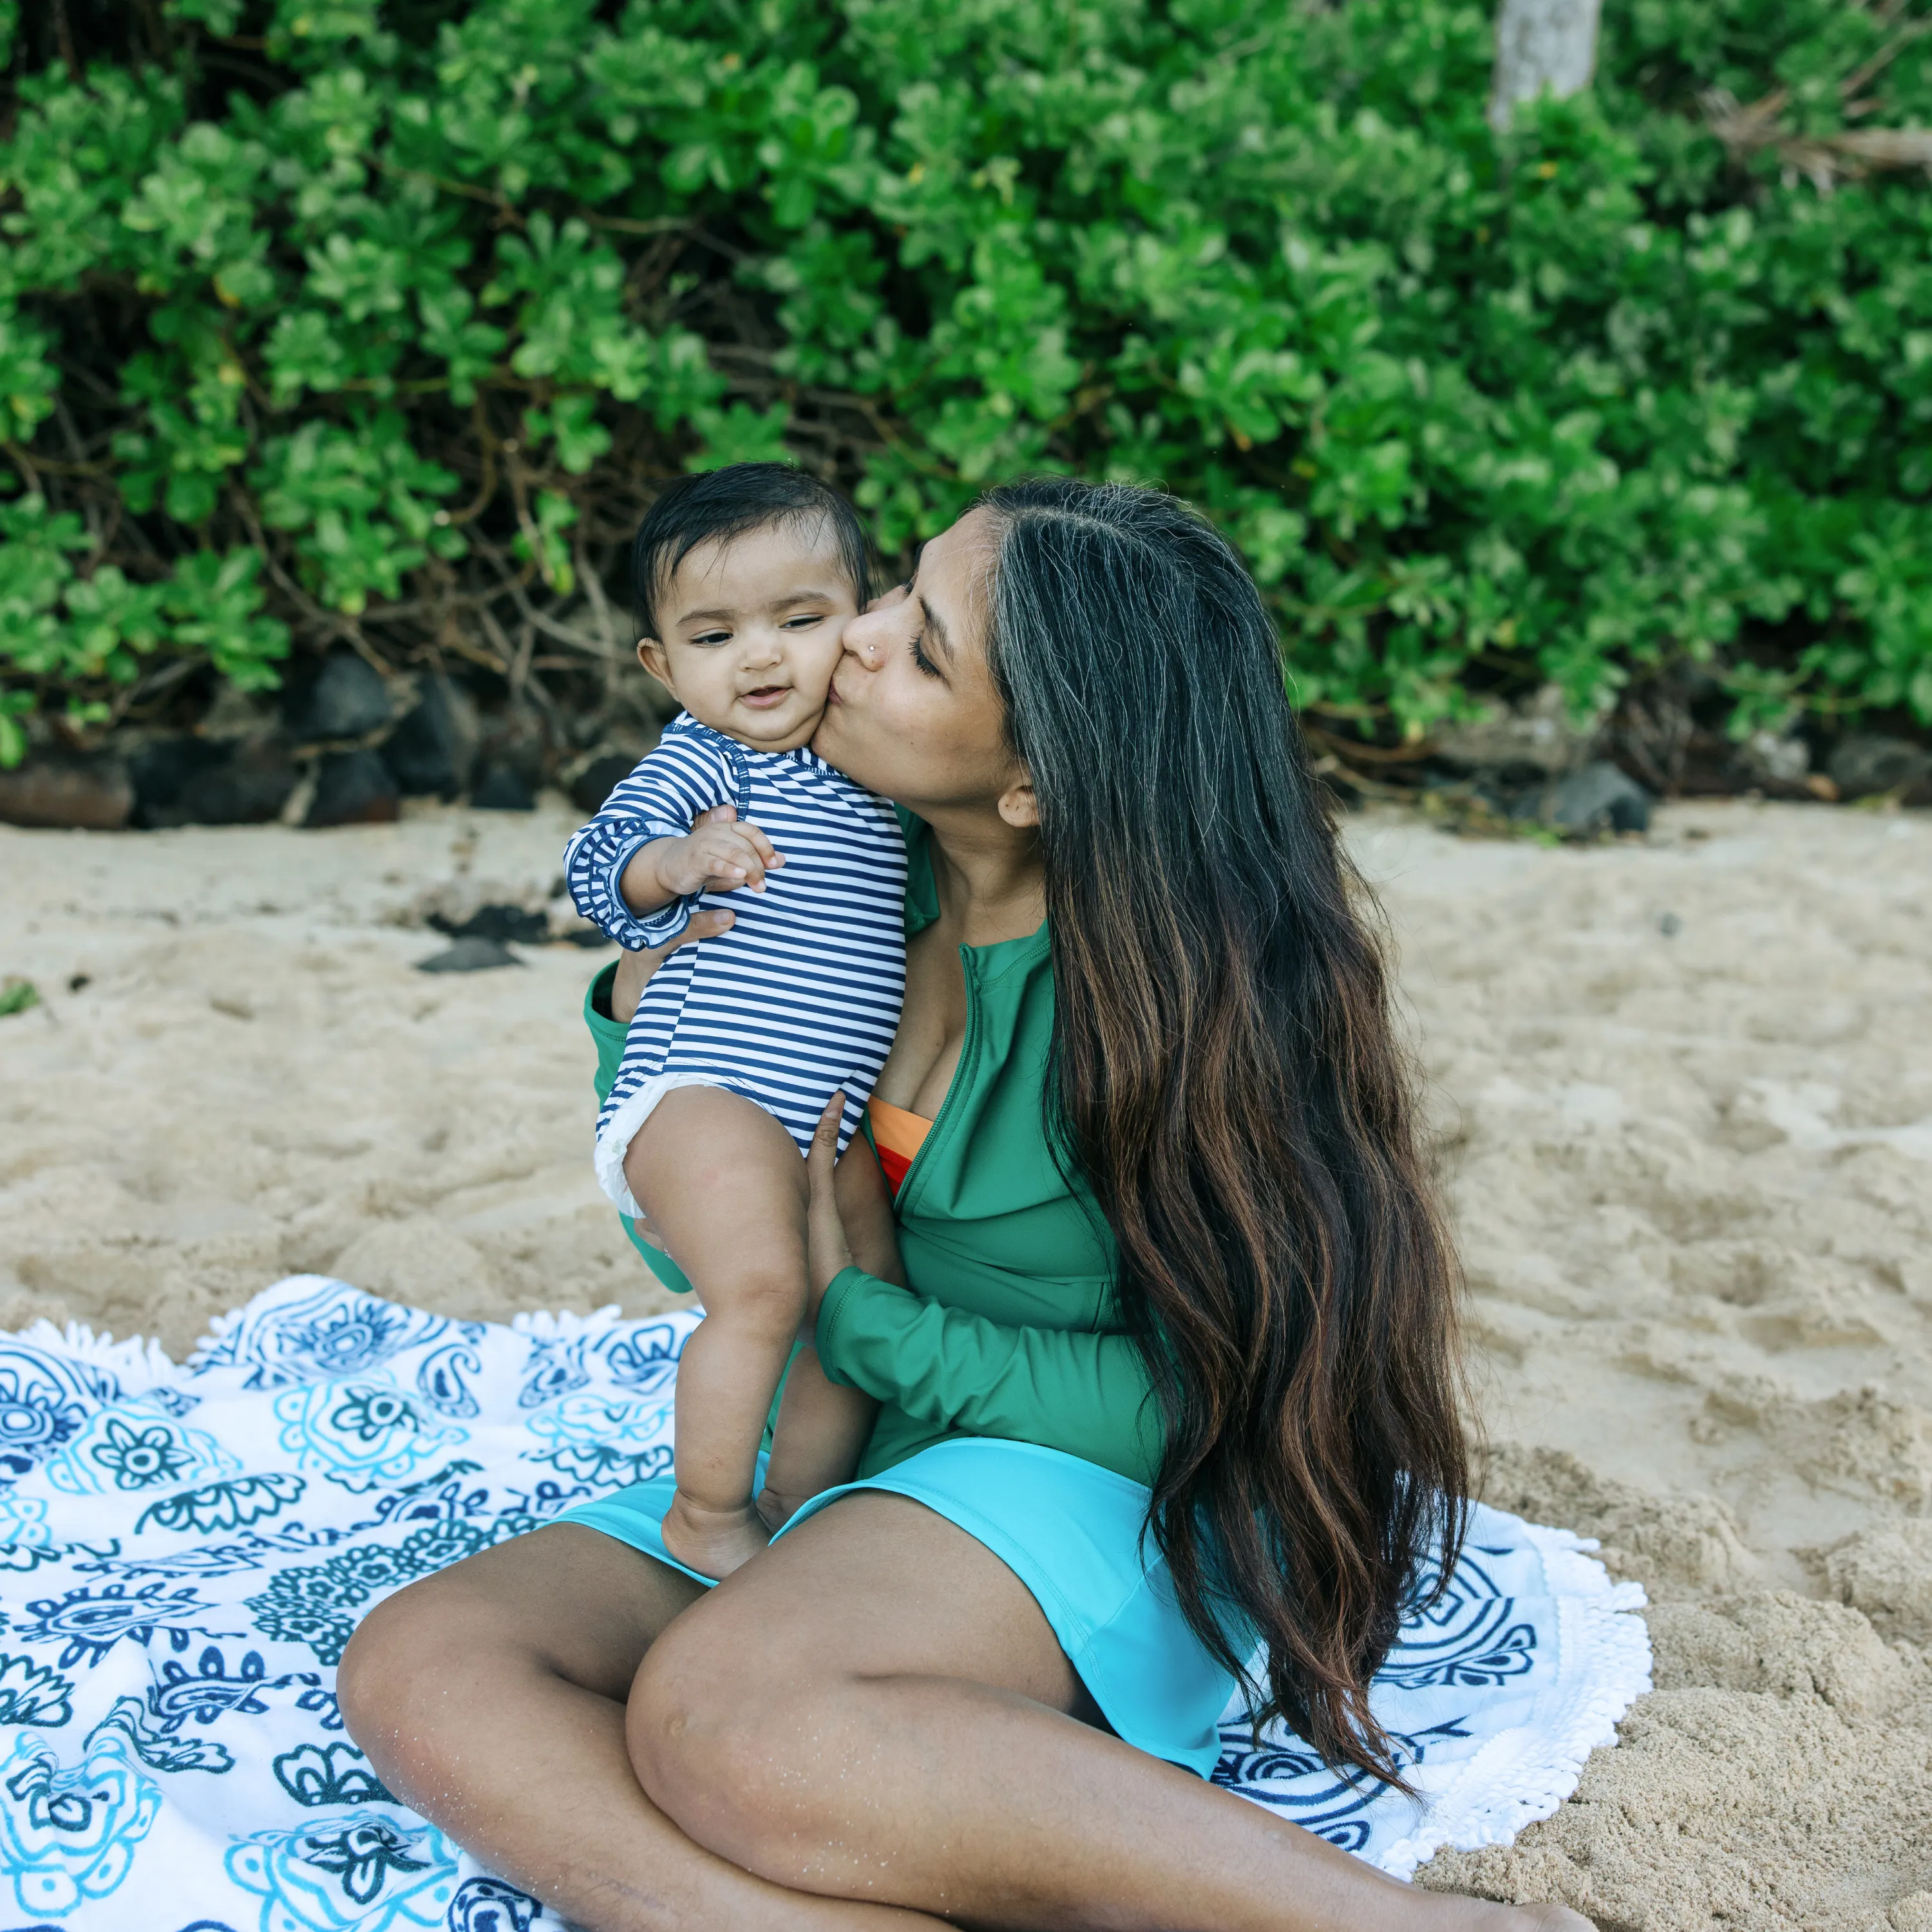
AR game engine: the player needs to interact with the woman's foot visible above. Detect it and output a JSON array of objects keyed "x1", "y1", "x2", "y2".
[
  {"x1": 661, "y1": 1492, "x2": 771, "y2": 1579},
  {"x1": 1427, "y1": 1899, "x2": 1595, "y2": 1932}
]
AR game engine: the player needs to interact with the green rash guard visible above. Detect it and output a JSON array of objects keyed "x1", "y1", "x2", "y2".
[{"x1": 583, "y1": 813, "x2": 1162, "y2": 1487}]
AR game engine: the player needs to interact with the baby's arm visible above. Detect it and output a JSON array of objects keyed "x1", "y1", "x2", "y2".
[
  {"x1": 564, "y1": 733, "x2": 777, "y2": 947},
  {"x1": 758, "y1": 1131, "x2": 899, "y2": 1526},
  {"x1": 620, "y1": 815, "x2": 781, "y2": 912}
]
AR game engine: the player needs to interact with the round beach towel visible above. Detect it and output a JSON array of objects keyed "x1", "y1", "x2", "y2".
[{"x1": 0, "y1": 1276, "x2": 1651, "y2": 1928}]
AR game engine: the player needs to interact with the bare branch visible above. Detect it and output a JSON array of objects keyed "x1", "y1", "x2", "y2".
[{"x1": 1703, "y1": 86, "x2": 1932, "y2": 187}]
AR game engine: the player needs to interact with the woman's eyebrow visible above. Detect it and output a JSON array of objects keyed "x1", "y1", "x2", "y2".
[{"x1": 918, "y1": 594, "x2": 953, "y2": 662}]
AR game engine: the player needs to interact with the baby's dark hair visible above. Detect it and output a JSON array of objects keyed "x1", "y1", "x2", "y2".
[{"x1": 630, "y1": 463, "x2": 871, "y2": 641}]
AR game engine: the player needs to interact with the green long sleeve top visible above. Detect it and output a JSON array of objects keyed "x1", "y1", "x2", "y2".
[{"x1": 584, "y1": 815, "x2": 1162, "y2": 1487}]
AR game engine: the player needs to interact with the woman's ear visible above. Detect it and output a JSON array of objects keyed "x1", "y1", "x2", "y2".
[{"x1": 997, "y1": 776, "x2": 1039, "y2": 829}]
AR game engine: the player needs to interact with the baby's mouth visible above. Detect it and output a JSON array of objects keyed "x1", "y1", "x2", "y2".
[{"x1": 739, "y1": 685, "x2": 793, "y2": 709}]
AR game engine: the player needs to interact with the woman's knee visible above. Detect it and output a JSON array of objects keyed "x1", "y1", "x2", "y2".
[
  {"x1": 623, "y1": 1611, "x2": 754, "y2": 1809},
  {"x1": 337, "y1": 1578, "x2": 451, "y2": 1759},
  {"x1": 341, "y1": 1571, "x2": 542, "y2": 1811},
  {"x1": 625, "y1": 1608, "x2": 827, "y2": 1869}
]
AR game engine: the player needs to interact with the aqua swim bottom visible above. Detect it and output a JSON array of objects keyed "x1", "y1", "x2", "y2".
[{"x1": 555, "y1": 1435, "x2": 1236, "y2": 1776}]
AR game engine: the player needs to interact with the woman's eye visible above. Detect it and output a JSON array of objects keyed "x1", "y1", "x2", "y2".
[{"x1": 909, "y1": 632, "x2": 941, "y2": 678}]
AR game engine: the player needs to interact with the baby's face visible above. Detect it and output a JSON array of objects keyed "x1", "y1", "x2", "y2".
[{"x1": 639, "y1": 520, "x2": 858, "y2": 753}]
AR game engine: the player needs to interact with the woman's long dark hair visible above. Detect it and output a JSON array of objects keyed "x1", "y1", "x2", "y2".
[{"x1": 979, "y1": 478, "x2": 1468, "y2": 1787}]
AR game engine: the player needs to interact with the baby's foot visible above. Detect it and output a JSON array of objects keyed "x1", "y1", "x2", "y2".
[{"x1": 661, "y1": 1493, "x2": 771, "y2": 1580}]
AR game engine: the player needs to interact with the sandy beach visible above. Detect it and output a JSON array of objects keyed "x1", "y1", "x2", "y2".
[{"x1": 3, "y1": 797, "x2": 1929, "y2": 1928}]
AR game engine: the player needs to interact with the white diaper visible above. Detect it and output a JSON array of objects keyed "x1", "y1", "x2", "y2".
[{"x1": 593, "y1": 1071, "x2": 733, "y2": 1220}]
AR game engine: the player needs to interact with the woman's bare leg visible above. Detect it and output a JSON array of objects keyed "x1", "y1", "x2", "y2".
[
  {"x1": 629, "y1": 1494, "x2": 1592, "y2": 1932},
  {"x1": 337, "y1": 1524, "x2": 947, "y2": 1932}
]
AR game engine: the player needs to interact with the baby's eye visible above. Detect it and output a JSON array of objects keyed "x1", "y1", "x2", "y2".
[
  {"x1": 690, "y1": 629, "x2": 732, "y2": 647},
  {"x1": 781, "y1": 613, "x2": 824, "y2": 630}
]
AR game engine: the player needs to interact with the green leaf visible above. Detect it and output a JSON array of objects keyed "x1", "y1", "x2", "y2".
[
  {"x1": 252, "y1": 409, "x2": 459, "y2": 611},
  {"x1": 523, "y1": 394, "x2": 611, "y2": 475},
  {"x1": 512, "y1": 488, "x2": 578, "y2": 592},
  {"x1": 685, "y1": 402, "x2": 793, "y2": 472},
  {"x1": 162, "y1": 549, "x2": 291, "y2": 686}
]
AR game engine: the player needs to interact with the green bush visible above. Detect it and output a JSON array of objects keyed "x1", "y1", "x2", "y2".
[{"x1": 3, "y1": 0, "x2": 1931, "y2": 772}]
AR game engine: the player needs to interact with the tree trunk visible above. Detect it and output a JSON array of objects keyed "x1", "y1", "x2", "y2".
[{"x1": 1488, "y1": 0, "x2": 1602, "y2": 133}]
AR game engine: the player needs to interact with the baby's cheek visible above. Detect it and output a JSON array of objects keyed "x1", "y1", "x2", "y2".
[{"x1": 789, "y1": 634, "x2": 848, "y2": 709}]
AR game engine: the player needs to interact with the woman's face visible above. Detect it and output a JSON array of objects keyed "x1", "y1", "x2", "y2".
[{"x1": 812, "y1": 507, "x2": 1027, "y2": 820}]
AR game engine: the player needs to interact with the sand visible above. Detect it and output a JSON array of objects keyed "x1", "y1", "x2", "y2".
[{"x1": 3, "y1": 795, "x2": 1929, "y2": 1929}]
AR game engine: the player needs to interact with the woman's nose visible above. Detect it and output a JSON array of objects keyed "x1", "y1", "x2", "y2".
[{"x1": 842, "y1": 604, "x2": 891, "y2": 667}]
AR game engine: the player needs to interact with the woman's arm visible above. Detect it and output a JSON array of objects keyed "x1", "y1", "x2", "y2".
[
  {"x1": 814, "y1": 1267, "x2": 1161, "y2": 1485},
  {"x1": 800, "y1": 1098, "x2": 1159, "y2": 1486}
]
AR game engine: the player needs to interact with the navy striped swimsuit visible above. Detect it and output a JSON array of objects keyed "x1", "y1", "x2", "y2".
[{"x1": 565, "y1": 714, "x2": 907, "y2": 1212}]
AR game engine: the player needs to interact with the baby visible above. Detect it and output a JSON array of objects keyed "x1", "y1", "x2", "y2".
[{"x1": 565, "y1": 464, "x2": 905, "y2": 1578}]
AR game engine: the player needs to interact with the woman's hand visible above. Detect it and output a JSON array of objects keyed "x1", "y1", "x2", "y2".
[{"x1": 804, "y1": 1091, "x2": 857, "y2": 1325}]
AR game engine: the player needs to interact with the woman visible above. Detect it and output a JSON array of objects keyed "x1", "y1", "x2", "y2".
[{"x1": 339, "y1": 480, "x2": 1590, "y2": 1931}]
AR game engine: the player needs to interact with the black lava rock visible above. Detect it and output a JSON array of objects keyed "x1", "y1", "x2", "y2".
[
  {"x1": 307, "y1": 748, "x2": 401, "y2": 827},
  {"x1": 430, "y1": 904, "x2": 550, "y2": 946},
  {"x1": 415, "y1": 936, "x2": 524, "y2": 972},
  {"x1": 282, "y1": 652, "x2": 393, "y2": 743},
  {"x1": 471, "y1": 761, "x2": 536, "y2": 811},
  {"x1": 187, "y1": 739, "x2": 301, "y2": 824},
  {"x1": 383, "y1": 676, "x2": 475, "y2": 798},
  {"x1": 131, "y1": 735, "x2": 227, "y2": 826},
  {"x1": 1549, "y1": 761, "x2": 1653, "y2": 835},
  {"x1": 132, "y1": 735, "x2": 299, "y2": 828},
  {"x1": 1828, "y1": 734, "x2": 1932, "y2": 799},
  {"x1": 0, "y1": 749, "x2": 133, "y2": 829},
  {"x1": 570, "y1": 751, "x2": 638, "y2": 816}
]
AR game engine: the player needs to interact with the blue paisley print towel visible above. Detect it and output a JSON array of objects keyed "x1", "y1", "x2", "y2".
[{"x1": 0, "y1": 1276, "x2": 1651, "y2": 1927}]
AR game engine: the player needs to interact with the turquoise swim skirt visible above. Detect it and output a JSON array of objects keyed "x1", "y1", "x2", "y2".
[{"x1": 556, "y1": 1436, "x2": 1236, "y2": 1776}]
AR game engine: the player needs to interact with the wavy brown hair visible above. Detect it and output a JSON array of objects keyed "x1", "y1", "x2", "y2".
[{"x1": 979, "y1": 477, "x2": 1469, "y2": 1787}]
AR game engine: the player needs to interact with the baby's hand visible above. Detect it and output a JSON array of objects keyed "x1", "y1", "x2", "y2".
[{"x1": 656, "y1": 815, "x2": 783, "y2": 897}]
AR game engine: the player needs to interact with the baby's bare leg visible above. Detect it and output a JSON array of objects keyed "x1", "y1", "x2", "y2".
[{"x1": 627, "y1": 1088, "x2": 810, "y2": 1580}]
